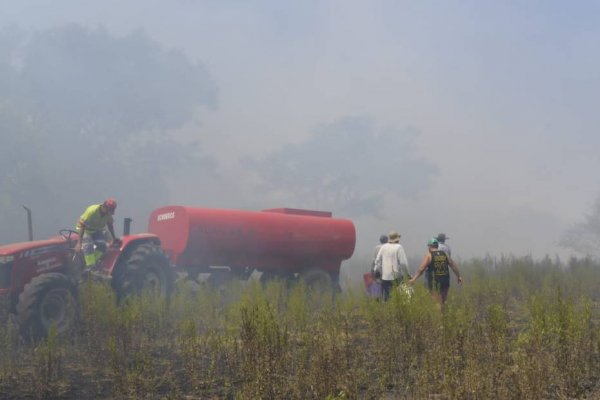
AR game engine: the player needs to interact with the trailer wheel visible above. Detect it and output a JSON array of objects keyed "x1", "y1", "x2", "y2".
[
  {"x1": 113, "y1": 243, "x2": 173, "y2": 301},
  {"x1": 16, "y1": 273, "x2": 78, "y2": 340},
  {"x1": 300, "y1": 268, "x2": 335, "y2": 293},
  {"x1": 207, "y1": 269, "x2": 233, "y2": 293},
  {"x1": 259, "y1": 271, "x2": 295, "y2": 286}
]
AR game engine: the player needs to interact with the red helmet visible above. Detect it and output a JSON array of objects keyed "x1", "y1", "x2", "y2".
[{"x1": 103, "y1": 198, "x2": 117, "y2": 213}]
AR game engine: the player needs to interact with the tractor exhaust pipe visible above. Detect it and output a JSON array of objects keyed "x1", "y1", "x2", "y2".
[
  {"x1": 123, "y1": 217, "x2": 133, "y2": 236},
  {"x1": 23, "y1": 205, "x2": 33, "y2": 241}
]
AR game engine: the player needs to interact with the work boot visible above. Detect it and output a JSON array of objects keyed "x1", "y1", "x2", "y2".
[
  {"x1": 81, "y1": 267, "x2": 93, "y2": 281},
  {"x1": 83, "y1": 262, "x2": 111, "y2": 283},
  {"x1": 81, "y1": 262, "x2": 100, "y2": 279}
]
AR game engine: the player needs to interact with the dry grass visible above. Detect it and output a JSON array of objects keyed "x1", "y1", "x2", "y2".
[{"x1": 0, "y1": 256, "x2": 598, "y2": 399}]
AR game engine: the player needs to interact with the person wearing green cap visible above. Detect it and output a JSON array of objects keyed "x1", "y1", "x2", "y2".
[{"x1": 409, "y1": 237, "x2": 463, "y2": 307}]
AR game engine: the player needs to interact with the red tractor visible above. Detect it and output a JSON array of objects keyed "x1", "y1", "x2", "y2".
[
  {"x1": 0, "y1": 205, "x2": 356, "y2": 339},
  {"x1": 0, "y1": 225, "x2": 172, "y2": 340}
]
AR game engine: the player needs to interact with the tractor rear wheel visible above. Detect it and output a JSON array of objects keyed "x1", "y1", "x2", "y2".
[
  {"x1": 113, "y1": 243, "x2": 173, "y2": 302},
  {"x1": 16, "y1": 273, "x2": 78, "y2": 340}
]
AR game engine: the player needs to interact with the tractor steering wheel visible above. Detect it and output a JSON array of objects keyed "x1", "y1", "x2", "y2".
[{"x1": 59, "y1": 229, "x2": 79, "y2": 243}]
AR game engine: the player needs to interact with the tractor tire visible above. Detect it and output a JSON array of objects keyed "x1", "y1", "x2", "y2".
[
  {"x1": 300, "y1": 268, "x2": 335, "y2": 293},
  {"x1": 113, "y1": 243, "x2": 173, "y2": 302},
  {"x1": 16, "y1": 273, "x2": 78, "y2": 341}
]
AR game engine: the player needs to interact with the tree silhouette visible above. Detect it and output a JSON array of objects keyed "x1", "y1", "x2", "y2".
[
  {"x1": 0, "y1": 25, "x2": 216, "y2": 242},
  {"x1": 561, "y1": 196, "x2": 600, "y2": 258},
  {"x1": 246, "y1": 116, "x2": 438, "y2": 217}
]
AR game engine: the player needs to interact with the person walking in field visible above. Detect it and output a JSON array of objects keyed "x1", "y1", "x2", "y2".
[
  {"x1": 409, "y1": 238, "x2": 462, "y2": 308},
  {"x1": 364, "y1": 234, "x2": 388, "y2": 298},
  {"x1": 75, "y1": 198, "x2": 120, "y2": 272},
  {"x1": 373, "y1": 231, "x2": 410, "y2": 301},
  {"x1": 436, "y1": 232, "x2": 451, "y2": 257},
  {"x1": 371, "y1": 234, "x2": 388, "y2": 273}
]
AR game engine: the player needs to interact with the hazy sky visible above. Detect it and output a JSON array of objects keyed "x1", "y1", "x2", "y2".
[{"x1": 2, "y1": 1, "x2": 599, "y2": 264}]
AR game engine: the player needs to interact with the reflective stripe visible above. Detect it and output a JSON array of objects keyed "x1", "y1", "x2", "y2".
[
  {"x1": 84, "y1": 252, "x2": 97, "y2": 267},
  {"x1": 81, "y1": 231, "x2": 108, "y2": 267}
]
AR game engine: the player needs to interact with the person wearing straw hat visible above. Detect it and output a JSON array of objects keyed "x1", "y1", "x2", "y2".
[
  {"x1": 373, "y1": 231, "x2": 410, "y2": 301},
  {"x1": 409, "y1": 237, "x2": 462, "y2": 308}
]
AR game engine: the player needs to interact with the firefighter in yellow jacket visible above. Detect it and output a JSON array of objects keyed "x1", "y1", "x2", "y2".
[{"x1": 75, "y1": 199, "x2": 119, "y2": 271}]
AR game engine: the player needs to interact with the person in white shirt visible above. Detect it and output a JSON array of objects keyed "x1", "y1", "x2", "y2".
[
  {"x1": 373, "y1": 231, "x2": 410, "y2": 301},
  {"x1": 436, "y1": 233, "x2": 451, "y2": 257}
]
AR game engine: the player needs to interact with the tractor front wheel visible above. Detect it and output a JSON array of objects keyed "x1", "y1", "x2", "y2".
[
  {"x1": 113, "y1": 243, "x2": 173, "y2": 302},
  {"x1": 16, "y1": 273, "x2": 78, "y2": 340}
]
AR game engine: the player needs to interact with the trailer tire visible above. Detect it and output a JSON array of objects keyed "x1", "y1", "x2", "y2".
[
  {"x1": 207, "y1": 269, "x2": 233, "y2": 293},
  {"x1": 16, "y1": 273, "x2": 78, "y2": 341},
  {"x1": 113, "y1": 243, "x2": 173, "y2": 302},
  {"x1": 300, "y1": 268, "x2": 334, "y2": 293},
  {"x1": 259, "y1": 271, "x2": 294, "y2": 285}
]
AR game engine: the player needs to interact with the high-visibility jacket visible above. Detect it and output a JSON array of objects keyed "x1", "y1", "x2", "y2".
[{"x1": 77, "y1": 204, "x2": 113, "y2": 233}]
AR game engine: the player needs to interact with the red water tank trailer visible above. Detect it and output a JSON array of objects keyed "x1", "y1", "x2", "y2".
[{"x1": 147, "y1": 206, "x2": 356, "y2": 278}]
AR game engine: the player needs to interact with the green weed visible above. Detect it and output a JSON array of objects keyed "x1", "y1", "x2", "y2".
[{"x1": 0, "y1": 256, "x2": 598, "y2": 399}]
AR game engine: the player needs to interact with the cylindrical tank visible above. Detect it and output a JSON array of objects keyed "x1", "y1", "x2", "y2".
[{"x1": 147, "y1": 206, "x2": 356, "y2": 273}]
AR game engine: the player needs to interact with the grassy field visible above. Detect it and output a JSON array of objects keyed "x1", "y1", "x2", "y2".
[{"x1": 0, "y1": 256, "x2": 598, "y2": 399}]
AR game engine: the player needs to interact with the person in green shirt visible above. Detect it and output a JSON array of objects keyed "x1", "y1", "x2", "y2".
[{"x1": 75, "y1": 198, "x2": 119, "y2": 270}]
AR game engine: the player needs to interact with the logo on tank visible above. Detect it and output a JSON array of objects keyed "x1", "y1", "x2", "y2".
[{"x1": 157, "y1": 212, "x2": 175, "y2": 222}]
